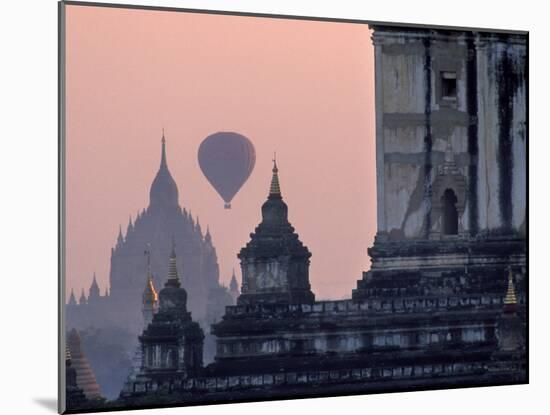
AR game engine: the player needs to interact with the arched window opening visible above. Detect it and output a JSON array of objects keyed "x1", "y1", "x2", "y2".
[{"x1": 441, "y1": 188, "x2": 458, "y2": 235}]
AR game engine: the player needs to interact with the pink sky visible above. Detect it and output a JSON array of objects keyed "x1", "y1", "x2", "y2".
[{"x1": 65, "y1": 5, "x2": 376, "y2": 300}]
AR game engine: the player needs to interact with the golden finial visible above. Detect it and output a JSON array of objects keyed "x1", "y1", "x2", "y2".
[
  {"x1": 504, "y1": 268, "x2": 518, "y2": 306},
  {"x1": 143, "y1": 275, "x2": 158, "y2": 304},
  {"x1": 143, "y1": 244, "x2": 158, "y2": 304},
  {"x1": 269, "y1": 153, "x2": 281, "y2": 196}
]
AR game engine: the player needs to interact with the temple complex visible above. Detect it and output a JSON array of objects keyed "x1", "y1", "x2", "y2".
[
  {"x1": 65, "y1": 23, "x2": 526, "y2": 412},
  {"x1": 66, "y1": 132, "x2": 232, "y2": 342}
]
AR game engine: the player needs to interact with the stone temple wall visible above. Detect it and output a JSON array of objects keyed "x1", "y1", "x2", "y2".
[{"x1": 372, "y1": 27, "x2": 526, "y2": 240}]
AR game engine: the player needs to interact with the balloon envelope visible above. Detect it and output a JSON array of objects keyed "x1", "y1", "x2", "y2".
[{"x1": 198, "y1": 132, "x2": 256, "y2": 209}]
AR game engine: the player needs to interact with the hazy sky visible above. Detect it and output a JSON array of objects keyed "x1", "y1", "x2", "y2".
[{"x1": 65, "y1": 5, "x2": 376, "y2": 300}]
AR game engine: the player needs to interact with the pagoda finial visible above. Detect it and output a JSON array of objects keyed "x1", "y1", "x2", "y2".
[
  {"x1": 167, "y1": 236, "x2": 180, "y2": 285},
  {"x1": 269, "y1": 153, "x2": 281, "y2": 197},
  {"x1": 504, "y1": 268, "x2": 518, "y2": 310},
  {"x1": 143, "y1": 244, "x2": 158, "y2": 305},
  {"x1": 160, "y1": 129, "x2": 167, "y2": 169},
  {"x1": 229, "y1": 268, "x2": 239, "y2": 292}
]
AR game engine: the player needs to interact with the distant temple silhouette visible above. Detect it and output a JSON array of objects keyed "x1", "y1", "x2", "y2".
[{"x1": 66, "y1": 132, "x2": 233, "y2": 341}]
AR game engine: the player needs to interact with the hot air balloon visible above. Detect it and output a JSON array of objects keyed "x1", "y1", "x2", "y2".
[{"x1": 198, "y1": 132, "x2": 256, "y2": 209}]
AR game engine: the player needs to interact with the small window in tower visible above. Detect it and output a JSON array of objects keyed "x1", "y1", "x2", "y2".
[{"x1": 441, "y1": 71, "x2": 457, "y2": 100}]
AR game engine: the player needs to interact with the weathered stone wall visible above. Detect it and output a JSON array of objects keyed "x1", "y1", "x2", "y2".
[
  {"x1": 373, "y1": 28, "x2": 526, "y2": 240},
  {"x1": 211, "y1": 292, "x2": 526, "y2": 362}
]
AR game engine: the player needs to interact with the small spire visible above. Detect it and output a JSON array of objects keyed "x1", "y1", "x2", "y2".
[
  {"x1": 127, "y1": 215, "x2": 133, "y2": 232},
  {"x1": 68, "y1": 289, "x2": 77, "y2": 306},
  {"x1": 167, "y1": 237, "x2": 180, "y2": 286},
  {"x1": 269, "y1": 154, "x2": 281, "y2": 197},
  {"x1": 160, "y1": 129, "x2": 167, "y2": 169},
  {"x1": 196, "y1": 216, "x2": 202, "y2": 235},
  {"x1": 117, "y1": 225, "x2": 124, "y2": 245},
  {"x1": 205, "y1": 225, "x2": 212, "y2": 244},
  {"x1": 170, "y1": 236, "x2": 176, "y2": 258},
  {"x1": 229, "y1": 268, "x2": 239, "y2": 292},
  {"x1": 79, "y1": 289, "x2": 86, "y2": 305},
  {"x1": 89, "y1": 273, "x2": 100, "y2": 299},
  {"x1": 504, "y1": 268, "x2": 518, "y2": 310}
]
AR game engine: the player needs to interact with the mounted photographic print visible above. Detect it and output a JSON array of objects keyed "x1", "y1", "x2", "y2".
[{"x1": 58, "y1": 1, "x2": 528, "y2": 413}]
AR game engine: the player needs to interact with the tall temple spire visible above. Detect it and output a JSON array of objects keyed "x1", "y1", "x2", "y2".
[
  {"x1": 269, "y1": 154, "x2": 281, "y2": 198},
  {"x1": 160, "y1": 129, "x2": 167, "y2": 170},
  {"x1": 149, "y1": 131, "x2": 179, "y2": 209}
]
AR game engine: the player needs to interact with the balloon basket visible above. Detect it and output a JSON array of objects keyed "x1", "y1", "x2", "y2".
[{"x1": 224, "y1": 203, "x2": 231, "y2": 209}]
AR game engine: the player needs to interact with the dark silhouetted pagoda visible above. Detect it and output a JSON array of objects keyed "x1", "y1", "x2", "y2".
[
  {"x1": 124, "y1": 243, "x2": 204, "y2": 395},
  {"x1": 237, "y1": 158, "x2": 314, "y2": 305}
]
